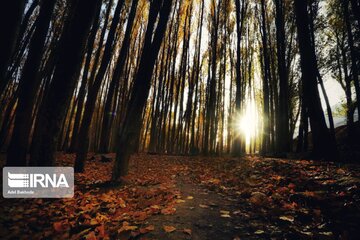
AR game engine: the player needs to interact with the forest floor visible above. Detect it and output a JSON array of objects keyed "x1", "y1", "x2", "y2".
[{"x1": 1, "y1": 153, "x2": 360, "y2": 240}]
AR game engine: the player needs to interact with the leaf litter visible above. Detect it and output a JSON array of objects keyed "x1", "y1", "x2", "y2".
[{"x1": 0, "y1": 153, "x2": 359, "y2": 239}]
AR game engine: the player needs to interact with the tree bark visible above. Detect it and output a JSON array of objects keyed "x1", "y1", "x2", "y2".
[
  {"x1": 274, "y1": 0, "x2": 290, "y2": 154},
  {"x1": 294, "y1": 0, "x2": 338, "y2": 160},
  {"x1": 112, "y1": 0, "x2": 173, "y2": 179},
  {"x1": 75, "y1": 0, "x2": 125, "y2": 172},
  {"x1": 7, "y1": 0, "x2": 56, "y2": 166},
  {"x1": 343, "y1": 0, "x2": 360, "y2": 119},
  {"x1": 31, "y1": 0, "x2": 102, "y2": 166},
  {"x1": 0, "y1": 0, "x2": 26, "y2": 95},
  {"x1": 99, "y1": 0, "x2": 139, "y2": 153}
]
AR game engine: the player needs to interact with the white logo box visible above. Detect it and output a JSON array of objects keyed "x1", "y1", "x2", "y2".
[{"x1": 3, "y1": 167, "x2": 74, "y2": 198}]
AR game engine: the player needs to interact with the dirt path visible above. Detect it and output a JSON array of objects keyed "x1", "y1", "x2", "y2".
[
  {"x1": 144, "y1": 176, "x2": 242, "y2": 240},
  {"x1": 134, "y1": 156, "x2": 360, "y2": 240}
]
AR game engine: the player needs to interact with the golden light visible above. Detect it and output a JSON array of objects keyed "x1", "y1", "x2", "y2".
[{"x1": 235, "y1": 99, "x2": 260, "y2": 151}]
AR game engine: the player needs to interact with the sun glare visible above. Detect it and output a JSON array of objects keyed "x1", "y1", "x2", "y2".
[{"x1": 236, "y1": 99, "x2": 260, "y2": 150}]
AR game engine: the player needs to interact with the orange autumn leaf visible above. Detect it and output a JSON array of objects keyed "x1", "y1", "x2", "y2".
[
  {"x1": 86, "y1": 231, "x2": 97, "y2": 240},
  {"x1": 163, "y1": 225, "x2": 176, "y2": 233},
  {"x1": 134, "y1": 211, "x2": 148, "y2": 221},
  {"x1": 183, "y1": 228, "x2": 192, "y2": 235},
  {"x1": 303, "y1": 191, "x2": 316, "y2": 197},
  {"x1": 118, "y1": 222, "x2": 138, "y2": 233},
  {"x1": 271, "y1": 175, "x2": 283, "y2": 181},
  {"x1": 208, "y1": 178, "x2": 221, "y2": 184},
  {"x1": 161, "y1": 207, "x2": 176, "y2": 215},
  {"x1": 277, "y1": 187, "x2": 289, "y2": 194},
  {"x1": 282, "y1": 202, "x2": 298, "y2": 210},
  {"x1": 53, "y1": 221, "x2": 64, "y2": 232},
  {"x1": 96, "y1": 225, "x2": 106, "y2": 238},
  {"x1": 90, "y1": 218, "x2": 99, "y2": 226},
  {"x1": 288, "y1": 183, "x2": 296, "y2": 189},
  {"x1": 140, "y1": 225, "x2": 155, "y2": 234}
]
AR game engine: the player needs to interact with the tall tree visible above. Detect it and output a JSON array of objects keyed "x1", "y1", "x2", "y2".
[
  {"x1": 7, "y1": 0, "x2": 56, "y2": 166},
  {"x1": 0, "y1": 0, "x2": 26, "y2": 95},
  {"x1": 294, "y1": 0, "x2": 338, "y2": 160},
  {"x1": 30, "y1": 0, "x2": 102, "y2": 166},
  {"x1": 99, "y1": 0, "x2": 140, "y2": 154},
  {"x1": 75, "y1": 0, "x2": 125, "y2": 172},
  {"x1": 233, "y1": 0, "x2": 247, "y2": 156},
  {"x1": 274, "y1": 0, "x2": 290, "y2": 154},
  {"x1": 342, "y1": 0, "x2": 360, "y2": 118},
  {"x1": 112, "y1": 0, "x2": 173, "y2": 179},
  {"x1": 260, "y1": 0, "x2": 271, "y2": 154}
]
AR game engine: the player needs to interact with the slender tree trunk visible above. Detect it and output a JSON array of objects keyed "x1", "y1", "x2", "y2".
[
  {"x1": 343, "y1": 0, "x2": 360, "y2": 117},
  {"x1": 99, "y1": 0, "x2": 139, "y2": 153},
  {"x1": 0, "y1": 0, "x2": 26, "y2": 94},
  {"x1": 274, "y1": 0, "x2": 290, "y2": 154},
  {"x1": 112, "y1": 0, "x2": 173, "y2": 179},
  {"x1": 31, "y1": 0, "x2": 101, "y2": 166},
  {"x1": 69, "y1": 4, "x2": 102, "y2": 153},
  {"x1": 308, "y1": 3, "x2": 336, "y2": 139},
  {"x1": 233, "y1": 0, "x2": 246, "y2": 156},
  {"x1": 7, "y1": 0, "x2": 56, "y2": 166},
  {"x1": 260, "y1": 0, "x2": 270, "y2": 154},
  {"x1": 75, "y1": 0, "x2": 125, "y2": 172},
  {"x1": 294, "y1": 0, "x2": 338, "y2": 160}
]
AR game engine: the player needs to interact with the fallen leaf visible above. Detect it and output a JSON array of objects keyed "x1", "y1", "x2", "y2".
[
  {"x1": 96, "y1": 213, "x2": 109, "y2": 222},
  {"x1": 163, "y1": 225, "x2": 176, "y2": 233},
  {"x1": 161, "y1": 207, "x2": 176, "y2": 215},
  {"x1": 134, "y1": 211, "x2": 148, "y2": 221},
  {"x1": 320, "y1": 232, "x2": 333, "y2": 236},
  {"x1": 96, "y1": 225, "x2": 106, "y2": 238},
  {"x1": 85, "y1": 231, "x2": 97, "y2": 240},
  {"x1": 53, "y1": 221, "x2": 64, "y2": 232},
  {"x1": 338, "y1": 191, "x2": 346, "y2": 197},
  {"x1": 90, "y1": 219, "x2": 99, "y2": 226},
  {"x1": 187, "y1": 196, "x2": 194, "y2": 200},
  {"x1": 250, "y1": 192, "x2": 267, "y2": 205},
  {"x1": 300, "y1": 231, "x2": 313, "y2": 236},
  {"x1": 303, "y1": 191, "x2": 316, "y2": 197},
  {"x1": 288, "y1": 183, "x2": 296, "y2": 189},
  {"x1": 271, "y1": 175, "x2": 283, "y2": 181},
  {"x1": 208, "y1": 178, "x2": 221, "y2": 184},
  {"x1": 254, "y1": 230, "x2": 264, "y2": 234},
  {"x1": 282, "y1": 202, "x2": 298, "y2": 210},
  {"x1": 118, "y1": 222, "x2": 138, "y2": 233},
  {"x1": 140, "y1": 225, "x2": 155, "y2": 234},
  {"x1": 279, "y1": 216, "x2": 294, "y2": 222},
  {"x1": 220, "y1": 210, "x2": 230, "y2": 215},
  {"x1": 199, "y1": 204, "x2": 209, "y2": 208},
  {"x1": 183, "y1": 228, "x2": 192, "y2": 235},
  {"x1": 118, "y1": 198, "x2": 127, "y2": 208}
]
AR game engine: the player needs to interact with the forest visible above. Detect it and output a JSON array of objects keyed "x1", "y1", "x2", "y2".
[{"x1": 0, "y1": 0, "x2": 360, "y2": 239}]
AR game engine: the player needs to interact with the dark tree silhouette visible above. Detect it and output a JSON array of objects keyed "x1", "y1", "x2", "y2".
[
  {"x1": 0, "y1": 0, "x2": 26, "y2": 94},
  {"x1": 112, "y1": 0, "x2": 173, "y2": 179},
  {"x1": 7, "y1": 0, "x2": 56, "y2": 166},
  {"x1": 31, "y1": 0, "x2": 102, "y2": 166},
  {"x1": 294, "y1": 0, "x2": 338, "y2": 160}
]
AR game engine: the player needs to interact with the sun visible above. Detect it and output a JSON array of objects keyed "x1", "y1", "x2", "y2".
[{"x1": 235, "y1": 99, "x2": 260, "y2": 149}]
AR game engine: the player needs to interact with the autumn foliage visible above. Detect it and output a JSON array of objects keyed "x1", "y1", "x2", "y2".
[{"x1": 1, "y1": 154, "x2": 360, "y2": 239}]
